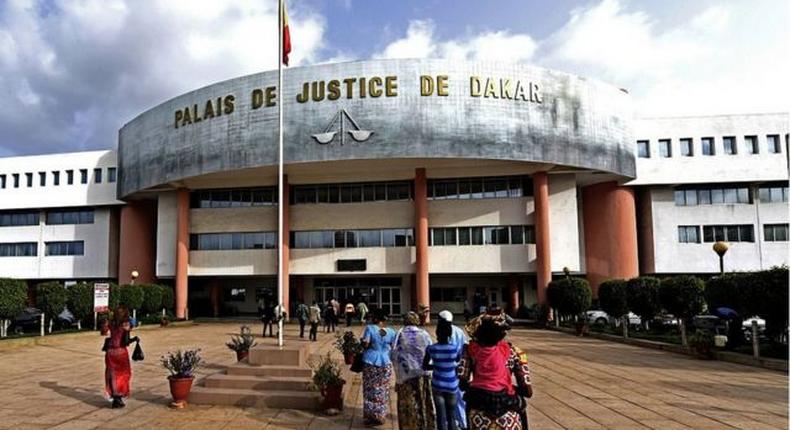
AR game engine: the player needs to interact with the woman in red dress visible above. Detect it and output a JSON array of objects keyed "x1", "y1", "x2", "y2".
[{"x1": 102, "y1": 306, "x2": 139, "y2": 408}]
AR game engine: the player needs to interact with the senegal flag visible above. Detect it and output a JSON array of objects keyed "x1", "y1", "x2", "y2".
[{"x1": 281, "y1": 0, "x2": 291, "y2": 66}]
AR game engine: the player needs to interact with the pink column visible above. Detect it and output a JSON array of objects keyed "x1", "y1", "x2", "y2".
[
  {"x1": 175, "y1": 189, "x2": 190, "y2": 319},
  {"x1": 533, "y1": 172, "x2": 551, "y2": 306},
  {"x1": 414, "y1": 168, "x2": 430, "y2": 321}
]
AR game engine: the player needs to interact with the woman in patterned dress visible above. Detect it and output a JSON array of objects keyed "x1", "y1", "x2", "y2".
[
  {"x1": 391, "y1": 312, "x2": 435, "y2": 430},
  {"x1": 458, "y1": 311, "x2": 532, "y2": 430},
  {"x1": 361, "y1": 310, "x2": 397, "y2": 426},
  {"x1": 102, "y1": 306, "x2": 139, "y2": 409}
]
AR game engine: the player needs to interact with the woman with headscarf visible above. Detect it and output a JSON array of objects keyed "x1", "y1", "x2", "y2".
[
  {"x1": 391, "y1": 312, "x2": 435, "y2": 429},
  {"x1": 459, "y1": 311, "x2": 532, "y2": 430},
  {"x1": 102, "y1": 306, "x2": 139, "y2": 408},
  {"x1": 360, "y1": 309, "x2": 397, "y2": 426}
]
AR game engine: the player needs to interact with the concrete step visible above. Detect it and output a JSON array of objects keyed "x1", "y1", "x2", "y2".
[
  {"x1": 189, "y1": 385, "x2": 321, "y2": 410},
  {"x1": 203, "y1": 373, "x2": 312, "y2": 391},
  {"x1": 248, "y1": 344, "x2": 309, "y2": 366},
  {"x1": 225, "y1": 363, "x2": 312, "y2": 378}
]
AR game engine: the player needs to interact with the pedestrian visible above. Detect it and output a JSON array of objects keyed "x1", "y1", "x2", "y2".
[
  {"x1": 102, "y1": 306, "x2": 139, "y2": 409},
  {"x1": 295, "y1": 300, "x2": 309, "y2": 338},
  {"x1": 344, "y1": 302, "x2": 355, "y2": 327},
  {"x1": 330, "y1": 297, "x2": 340, "y2": 327},
  {"x1": 274, "y1": 303, "x2": 285, "y2": 338},
  {"x1": 360, "y1": 309, "x2": 397, "y2": 426},
  {"x1": 324, "y1": 300, "x2": 336, "y2": 333},
  {"x1": 308, "y1": 301, "x2": 321, "y2": 342},
  {"x1": 424, "y1": 320, "x2": 462, "y2": 430},
  {"x1": 459, "y1": 311, "x2": 532, "y2": 430},
  {"x1": 391, "y1": 311, "x2": 435, "y2": 430},
  {"x1": 261, "y1": 302, "x2": 274, "y2": 337},
  {"x1": 357, "y1": 300, "x2": 369, "y2": 323},
  {"x1": 439, "y1": 310, "x2": 469, "y2": 429}
]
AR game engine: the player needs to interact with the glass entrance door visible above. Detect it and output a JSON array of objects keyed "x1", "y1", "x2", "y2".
[
  {"x1": 312, "y1": 277, "x2": 403, "y2": 316},
  {"x1": 379, "y1": 286, "x2": 402, "y2": 316}
]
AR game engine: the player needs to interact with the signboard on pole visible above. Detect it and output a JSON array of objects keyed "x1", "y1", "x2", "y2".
[{"x1": 94, "y1": 283, "x2": 110, "y2": 313}]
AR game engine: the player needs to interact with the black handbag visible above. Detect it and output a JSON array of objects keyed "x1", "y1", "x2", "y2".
[
  {"x1": 131, "y1": 341, "x2": 145, "y2": 361},
  {"x1": 350, "y1": 352, "x2": 364, "y2": 373}
]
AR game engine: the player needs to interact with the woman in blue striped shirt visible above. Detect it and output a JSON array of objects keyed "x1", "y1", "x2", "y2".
[{"x1": 424, "y1": 320, "x2": 462, "y2": 430}]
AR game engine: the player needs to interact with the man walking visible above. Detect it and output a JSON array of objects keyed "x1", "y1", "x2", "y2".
[
  {"x1": 295, "y1": 300, "x2": 309, "y2": 338},
  {"x1": 357, "y1": 300, "x2": 369, "y2": 323},
  {"x1": 308, "y1": 301, "x2": 321, "y2": 342},
  {"x1": 344, "y1": 301, "x2": 355, "y2": 327}
]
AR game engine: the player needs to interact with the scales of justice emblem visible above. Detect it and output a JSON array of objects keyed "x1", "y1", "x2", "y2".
[{"x1": 312, "y1": 108, "x2": 373, "y2": 145}]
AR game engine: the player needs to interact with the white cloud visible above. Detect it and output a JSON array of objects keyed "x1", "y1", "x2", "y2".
[{"x1": 0, "y1": 0, "x2": 330, "y2": 155}]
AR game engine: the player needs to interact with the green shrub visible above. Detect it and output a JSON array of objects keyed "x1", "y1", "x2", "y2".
[
  {"x1": 67, "y1": 282, "x2": 94, "y2": 323},
  {"x1": 36, "y1": 282, "x2": 68, "y2": 324},
  {"x1": 626, "y1": 276, "x2": 662, "y2": 325},
  {"x1": 660, "y1": 275, "x2": 705, "y2": 319},
  {"x1": 118, "y1": 284, "x2": 144, "y2": 311},
  {"x1": 756, "y1": 266, "x2": 789, "y2": 340},
  {"x1": 109, "y1": 283, "x2": 120, "y2": 310},
  {"x1": 547, "y1": 277, "x2": 592, "y2": 318},
  {"x1": 598, "y1": 279, "x2": 629, "y2": 320},
  {"x1": 0, "y1": 278, "x2": 28, "y2": 320},
  {"x1": 141, "y1": 284, "x2": 163, "y2": 314},
  {"x1": 160, "y1": 285, "x2": 175, "y2": 311}
]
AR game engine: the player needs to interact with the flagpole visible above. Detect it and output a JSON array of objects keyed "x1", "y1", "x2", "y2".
[{"x1": 277, "y1": 0, "x2": 285, "y2": 348}]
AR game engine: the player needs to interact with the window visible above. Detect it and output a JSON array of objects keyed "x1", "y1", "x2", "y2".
[
  {"x1": 637, "y1": 140, "x2": 650, "y2": 158},
  {"x1": 45, "y1": 241, "x2": 85, "y2": 256},
  {"x1": 291, "y1": 181, "x2": 412, "y2": 204},
  {"x1": 66, "y1": 170, "x2": 74, "y2": 185},
  {"x1": 224, "y1": 288, "x2": 247, "y2": 302},
  {"x1": 0, "y1": 174, "x2": 5, "y2": 189},
  {"x1": 80, "y1": 169, "x2": 88, "y2": 184},
  {"x1": 108, "y1": 167, "x2": 117, "y2": 183},
  {"x1": 190, "y1": 187, "x2": 277, "y2": 208},
  {"x1": 676, "y1": 185, "x2": 750, "y2": 206},
  {"x1": 702, "y1": 225, "x2": 754, "y2": 243},
  {"x1": 0, "y1": 211, "x2": 40, "y2": 227},
  {"x1": 659, "y1": 139, "x2": 672, "y2": 157},
  {"x1": 745, "y1": 136, "x2": 759, "y2": 154},
  {"x1": 52, "y1": 171, "x2": 60, "y2": 186},
  {"x1": 428, "y1": 176, "x2": 531, "y2": 200},
  {"x1": 190, "y1": 232, "x2": 277, "y2": 250},
  {"x1": 764, "y1": 224, "x2": 789, "y2": 242},
  {"x1": 429, "y1": 225, "x2": 533, "y2": 246},
  {"x1": 291, "y1": 228, "x2": 413, "y2": 249},
  {"x1": 0, "y1": 242, "x2": 37, "y2": 257},
  {"x1": 767, "y1": 134, "x2": 781, "y2": 153},
  {"x1": 25, "y1": 172, "x2": 32, "y2": 187},
  {"x1": 680, "y1": 138, "x2": 693, "y2": 156},
  {"x1": 94, "y1": 168, "x2": 102, "y2": 184},
  {"x1": 12, "y1": 173, "x2": 19, "y2": 188},
  {"x1": 723, "y1": 136, "x2": 737, "y2": 155},
  {"x1": 678, "y1": 226, "x2": 700, "y2": 243},
  {"x1": 758, "y1": 183, "x2": 789, "y2": 203},
  {"x1": 430, "y1": 228, "x2": 457, "y2": 246},
  {"x1": 702, "y1": 137, "x2": 715, "y2": 155},
  {"x1": 38, "y1": 171, "x2": 46, "y2": 186},
  {"x1": 46, "y1": 209, "x2": 94, "y2": 225}
]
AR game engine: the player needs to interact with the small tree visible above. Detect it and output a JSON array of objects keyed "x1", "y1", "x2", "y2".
[
  {"x1": 547, "y1": 277, "x2": 592, "y2": 323},
  {"x1": 141, "y1": 284, "x2": 163, "y2": 315},
  {"x1": 660, "y1": 275, "x2": 705, "y2": 347},
  {"x1": 109, "y1": 283, "x2": 121, "y2": 311},
  {"x1": 67, "y1": 282, "x2": 94, "y2": 330},
  {"x1": 754, "y1": 266, "x2": 789, "y2": 343},
  {"x1": 0, "y1": 279, "x2": 28, "y2": 337},
  {"x1": 626, "y1": 276, "x2": 661, "y2": 330},
  {"x1": 599, "y1": 279, "x2": 629, "y2": 337},
  {"x1": 118, "y1": 284, "x2": 144, "y2": 317},
  {"x1": 37, "y1": 281, "x2": 68, "y2": 333}
]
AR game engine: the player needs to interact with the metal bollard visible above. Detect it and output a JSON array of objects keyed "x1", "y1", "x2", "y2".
[
  {"x1": 751, "y1": 320, "x2": 759, "y2": 360},
  {"x1": 40, "y1": 313, "x2": 45, "y2": 337}
]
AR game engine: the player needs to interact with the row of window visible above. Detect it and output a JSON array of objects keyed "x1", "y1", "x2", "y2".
[
  {"x1": 429, "y1": 225, "x2": 535, "y2": 246},
  {"x1": 190, "y1": 188, "x2": 278, "y2": 208},
  {"x1": 638, "y1": 134, "x2": 783, "y2": 158},
  {"x1": 674, "y1": 184, "x2": 788, "y2": 206},
  {"x1": 0, "y1": 241, "x2": 84, "y2": 257},
  {"x1": 291, "y1": 229, "x2": 415, "y2": 249},
  {"x1": 293, "y1": 181, "x2": 413, "y2": 204},
  {"x1": 0, "y1": 209, "x2": 95, "y2": 227},
  {"x1": 677, "y1": 224, "x2": 789, "y2": 243},
  {"x1": 427, "y1": 177, "x2": 531, "y2": 200},
  {"x1": 189, "y1": 232, "x2": 277, "y2": 251},
  {"x1": 0, "y1": 167, "x2": 116, "y2": 189}
]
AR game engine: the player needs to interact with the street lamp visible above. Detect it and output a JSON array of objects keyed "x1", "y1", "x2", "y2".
[
  {"x1": 130, "y1": 270, "x2": 140, "y2": 285},
  {"x1": 712, "y1": 241, "x2": 729, "y2": 275}
]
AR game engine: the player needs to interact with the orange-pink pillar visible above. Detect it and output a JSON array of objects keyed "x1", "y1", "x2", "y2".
[
  {"x1": 118, "y1": 201, "x2": 156, "y2": 285},
  {"x1": 175, "y1": 189, "x2": 190, "y2": 319},
  {"x1": 280, "y1": 175, "x2": 290, "y2": 318},
  {"x1": 533, "y1": 172, "x2": 551, "y2": 306},
  {"x1": 414, "y1": 168, "x2": 430, "y2": 321},
  {"x1": 508, "y1": 276, "x2": 520, "y2": 315},
  {"x1": 582, "y1": 181, "x2": 639, "y2": 295}
]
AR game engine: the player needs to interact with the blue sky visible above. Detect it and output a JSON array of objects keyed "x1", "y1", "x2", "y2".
[{"x1": 0, "y1": 0, "x2": 787, "y2": 156}]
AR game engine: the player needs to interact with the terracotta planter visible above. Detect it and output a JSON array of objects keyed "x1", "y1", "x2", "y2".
[
  {"x1": 236, "y1": 350, "x2": 249, "y2": 362},
  {"x1": 344, "y1": 353, "x2": 354, "y2": 365},
  {"x1": 168, "y1": 376, "x2": 194, "y2": 407},
  {"x1": 320, "y1": 383, "x2": 344, "y2": 411}
]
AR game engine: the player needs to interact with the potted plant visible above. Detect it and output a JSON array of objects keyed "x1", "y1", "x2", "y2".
[
  {"x1": 688, "y1": 329, "x2": 715, "y2": 359},
  {"x1": 334, "y1": 331, "x2": 362, "y2": 364},
  {"x1": 226, "y1": 325, "x2": 257, "y2": 362},
  {"x1": 310, "y1": 352, "x2": 346, "y2": 412},
  {"x1": 161, "y1": 348, "x2": 203, "y2": 408}
]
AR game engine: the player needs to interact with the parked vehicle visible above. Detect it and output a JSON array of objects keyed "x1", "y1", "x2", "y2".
[
  {"x1": 585, "y1": 310, "x2": 641, "y2": 327},
  {"x1": 8, "y1": 307, "x2": 43, "y2": 334},
  {"x1": 691, "y1": 315, "x2": 727, "y2": 335},
  {"x1": 742, "y1": 316, "x2": 767, "y2": 341}
]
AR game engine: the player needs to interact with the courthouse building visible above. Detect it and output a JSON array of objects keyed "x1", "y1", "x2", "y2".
[{"x1": 0, "y1": 59, "x2": 787, "y2": 318}]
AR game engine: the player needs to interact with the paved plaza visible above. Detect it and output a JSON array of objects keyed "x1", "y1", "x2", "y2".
[{"x1": 0, "y1": 322, "x2": 786, "y2": 429}]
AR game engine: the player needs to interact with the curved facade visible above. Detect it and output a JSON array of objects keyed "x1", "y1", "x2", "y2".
[{"x1": 118, "y1": 59, "x2": 635, "y2": 198}]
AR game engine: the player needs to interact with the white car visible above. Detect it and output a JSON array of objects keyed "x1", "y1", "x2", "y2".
[{"x1": 586, "y1": 310, "x2": 641, "y2": 326}]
